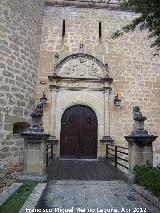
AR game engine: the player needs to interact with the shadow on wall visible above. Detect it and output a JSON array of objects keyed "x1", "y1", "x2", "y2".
[{"x1": 13, "y1": 122, "x2": 30, "y2": 135}]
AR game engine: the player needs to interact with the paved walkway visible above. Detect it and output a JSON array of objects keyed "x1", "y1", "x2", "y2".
[{"x1": 39, "y1": 180, "x2": 159, "y2": 213}]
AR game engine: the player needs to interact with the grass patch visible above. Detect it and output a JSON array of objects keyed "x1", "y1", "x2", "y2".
[
  {"x1": 133, "y1": 164, "x2": 160, "y2": 197},
  {"x1": 0, "y1": 182, "x2": 37, "y2": 213}
]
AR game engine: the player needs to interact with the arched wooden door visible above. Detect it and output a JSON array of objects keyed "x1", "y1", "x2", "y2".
[{"x1": 60, "y1": 105, "x2": 97, "y2": 158}]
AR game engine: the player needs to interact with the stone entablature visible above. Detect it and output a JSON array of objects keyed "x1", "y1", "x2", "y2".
[
  {"x1": 44, "y1": 0, "x2": 123, "y2": 8},
  {"x1": 52, "y1": 80, "x2": 107, "y2": 90},
  {"x1": 48, "y1": 53, "x2": 113, "y2": 91}
]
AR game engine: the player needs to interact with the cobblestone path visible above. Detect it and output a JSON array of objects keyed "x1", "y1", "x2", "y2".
[{"x1": 39, "y1": 180, "x2": 159, "y2": 213}]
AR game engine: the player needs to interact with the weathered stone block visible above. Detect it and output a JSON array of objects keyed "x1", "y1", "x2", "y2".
[
  {"x1": 4, "y1": 123, "x2": 13, "y2": 131},
  {"x1": 0, "y1": 63, "x2": 6, "y2": 69},
  {"x1": 2, "y1": 70, "x2": 14, "y2": 78}
]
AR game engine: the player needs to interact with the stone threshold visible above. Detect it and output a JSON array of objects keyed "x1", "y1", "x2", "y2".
[
  {"x1": 0, "y1": 183, "x2": 23, "y2": 207},
  {"x1": 133, "y1": 184, "x2": 160, "y2": 210},
  {"x1": 59, "y1": 158, "x2": 98, "y2": 161},
  {"x1": 19, "y1": 183, "x2": 46, "y2": 213}
]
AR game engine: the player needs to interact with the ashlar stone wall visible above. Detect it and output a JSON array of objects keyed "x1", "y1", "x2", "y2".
[
  {"x1": 37, "y1": 5, "x2": 160, "y2": 166},
  {"x1": 0, "y1": 0, "x2": 44, "y2": 188},
  {"x1": 36, "y1": 6, "x2": 160, "y2": 164}
]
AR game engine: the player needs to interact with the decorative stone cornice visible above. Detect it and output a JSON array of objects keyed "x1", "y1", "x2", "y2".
[
  {"x1": 48, "y1": 75, "x2": 113, "y2": 83},
  {"x1": 44, "y1": 0, "x2": 123, "y2": 9},
  {"x1": 49, "y1": 85, "x2": 60, "y2": 90}
]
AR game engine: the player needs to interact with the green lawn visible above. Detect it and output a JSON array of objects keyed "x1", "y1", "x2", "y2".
[{"x1": 0, "y1": 182, "x2": 37, "y2": 213}]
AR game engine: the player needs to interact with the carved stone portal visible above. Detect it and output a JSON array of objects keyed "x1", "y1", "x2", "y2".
[{"x1": 48, "y1": 54, "x2": 113, "y2": 159}]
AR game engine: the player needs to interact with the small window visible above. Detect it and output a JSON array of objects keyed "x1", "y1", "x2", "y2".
[
  {"x1": 13, "y1": 122, "x2": 30, "y2": 135},
  {"x1": 99, "y1": 22, "x2": 102, "y2": 38},
  {"x1": 62, "y1": 20, "x2": 65, "y2": 37}
]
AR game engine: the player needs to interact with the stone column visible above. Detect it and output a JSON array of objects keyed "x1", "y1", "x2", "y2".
[
  {"x1": 20, "y1": 125, "x2": 49, "y2": 182},
  {"x1": 125, "y1": 106, "x2": 157, "y2": 171},
  {"x1": 127, "y1": 138, "x2": 154, "y2": 171},
  {"x1": 19, "y1": 95, "x2": 49, "y2": 182},
  {"x1": 23, "y1": 134, "x2": 48, "y2": 176}
]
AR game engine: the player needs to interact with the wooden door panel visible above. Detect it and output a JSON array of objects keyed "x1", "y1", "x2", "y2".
[
  {"x1": 60, "y1": 105, "x2": 97, "y2": 158},
  {"x1": 61, "y1": 136, "x2": 79, "y2": 157},
  {"x1": 81, "y1": 130, "x2": 97, "y2": 157}
]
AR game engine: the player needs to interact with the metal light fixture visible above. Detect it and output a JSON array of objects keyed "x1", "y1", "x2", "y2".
[
  {"x1": 40, "y1": 92, "x2": 47, "y2": 105},
  {"x1": 40, "y1": 81, "x2": 46, "y2": 85},
  {"x1": 105, "y1": 63, "x2": 108, "y2": 71},
  {"x1": 114, "y1": 94, "x2": 121, "y2": 111}
]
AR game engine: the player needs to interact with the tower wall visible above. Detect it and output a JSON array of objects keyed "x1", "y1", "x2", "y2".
[{"x1": 0, "y1": 0, "x2": 44, "y2": 188}]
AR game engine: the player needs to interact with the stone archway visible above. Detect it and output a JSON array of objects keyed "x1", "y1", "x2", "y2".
[{"x1": 60, "y1": 105, "x2": 98, "y2": 158}]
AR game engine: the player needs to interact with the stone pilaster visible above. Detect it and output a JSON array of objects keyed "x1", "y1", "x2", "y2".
[
  {"x1": 50, "y1": 86, "x2": 58, "y2": 136},
  {"x1": 100, "y1": 86, "x2": 114, "y2": 145},
  {"x1": 104, "y1": 88, "x2": 111, "y2": 136}
]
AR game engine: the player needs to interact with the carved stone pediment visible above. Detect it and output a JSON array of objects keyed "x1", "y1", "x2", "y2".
[{"x1": 55, "y1": 53, "x2": 108, "y2": 79}]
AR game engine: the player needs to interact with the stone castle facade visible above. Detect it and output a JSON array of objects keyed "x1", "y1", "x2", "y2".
[{"x1": 0, "y1": 0, "x2": 160, "y2": 187}]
